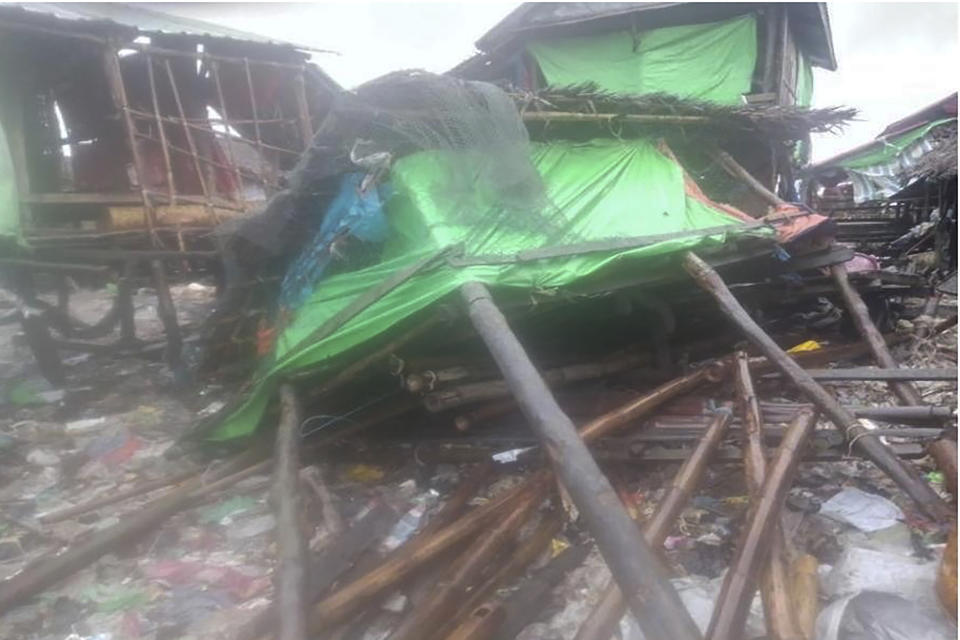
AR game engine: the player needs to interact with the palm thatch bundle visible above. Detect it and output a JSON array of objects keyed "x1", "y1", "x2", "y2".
[
  {"x1": 912, "y1": 121, "x2": 958, "y2": 179},
  {"x1": 514, "y1": 83, "x2": 857, "y2": 142}
]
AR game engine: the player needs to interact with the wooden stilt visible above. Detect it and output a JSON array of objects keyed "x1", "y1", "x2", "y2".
[{"x1": 150, "y1": 260, "x2": 184, "y2": 376}]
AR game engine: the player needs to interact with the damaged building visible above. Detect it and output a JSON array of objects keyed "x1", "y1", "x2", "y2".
[{"x1": 0, "y1": 3, "x2": 956, "y2": 640}]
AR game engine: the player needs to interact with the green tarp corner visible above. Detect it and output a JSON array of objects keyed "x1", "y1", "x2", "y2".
[
  {"x1": 209, "y1": 138, "x2": 768, "y2": 441},
  {"x1": 527, "y1": 14, "x2": 757, "y2": 105},
  {"x1": 840, "y1": 118, "x2": 955, "y2": 171}
]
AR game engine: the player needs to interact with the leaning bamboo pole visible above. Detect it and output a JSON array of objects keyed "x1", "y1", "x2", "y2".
[
  {"x1": 831, "y1": 264, "x2": 925, "y2": 405},
  {"x1": 461, "y1": 281, "x2": 699, "y2": 640}
]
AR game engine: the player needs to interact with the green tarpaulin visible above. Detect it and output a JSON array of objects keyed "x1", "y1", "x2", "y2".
[
  {"x1": 527, "y1": 14, "x2": 757, "y2": 105},
  {"x1": 840, "y1": 118, "x2": 954, "y2": 171},
  {"x1": 830, "y1": 117, "x2": 956, "y2": 202},
  {"x1": 210, "y1": 138, "x2": 767, "y2": 440}
]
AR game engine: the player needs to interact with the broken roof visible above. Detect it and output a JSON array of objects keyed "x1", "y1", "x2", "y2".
[
  {"x1": 806, "y1": 92, "x2": 958, "y2": 174},
  {"x1": 467, "y1": 2, "x2": 837, "y2": 72},
  {"x1": 0, "y1": 2, "x2": 328, "y2": 52}
]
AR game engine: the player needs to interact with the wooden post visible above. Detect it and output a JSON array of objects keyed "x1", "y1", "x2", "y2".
[
  {"x1": 210, "y1": 60, "x2": 246, "y2": 203},
  {"x1": 18, "y1": 301, "x2": 65, "y2": 387},
  {"x1": 293, "y1": 68, "x2": 313, "y2": 149},
  {"x1": 574, "y1": 410, "x2": 733, "y2": 640},
  {"x1": 274, "y1": 385, "x2": 306, "y2": 640},
  {"x1": 831, "y1": 264, "x2": 925, "y2": 406},
  {"x1": 734, "y1": 352, "x2": 803, "y2": 640},
  {"x1": 117, "y1": 259, "x2": 137, "y2": 346},
  {"x1": 164, "y1": 59, "x2": 218, "y2": 224},
  {"x1": 150, "y1": 260, "x2": 183, "y2": 376},
  {"x1": 461, "y1": 281, "x2": 701, "y2": 640},
  {"x1": 790, "y1": 555, "x2": 819, "y2": 640},
  {"x1": 387, "y1": 486, "x2": 542, "y2": 640},
  {"x1": 145, "y1": 55, "x2": 177, "y2": 206},
  {"x1": 101, "y1": 42, "x2": 158, "y2": 241},
  {"x1": 243, "y1": 58, "x2": 272, "y2": 188},
  {"x1": 706, "y1": 410, "x2": 818, "y2": 640},
  {"x1": 683, "y1": 251, "x2": 951, "y2": 521},
  {"x1": 709, "y1": 149, "x2": 781, "y2": 211}
]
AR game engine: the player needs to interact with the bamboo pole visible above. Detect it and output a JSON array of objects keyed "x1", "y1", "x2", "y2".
[
  {"x1": 790, "y1": 554, "x2": 819, "y2": 640},
  {"x1": 831, "y1": 264, "x2": 925, "y2": 405},
  {"x1": 705, "y1": 410, "x2": 818, "y2": 640},
  {"x1": 0, "y1": 450, "x2": 265, "y2": 613},
  {"x1": 709, "y1": 149, "x2": 781, "y2": 210},
  {"x1": 294, "y1": 368, "x2": 707, "y2": 639},
  {"x1": 163, "y1": 59, "x2": 218, "y2": 223},
  {"x1": 522, "y1": 111, "x2": 710, "y2": 125},
  {"x1": 734, "y1": 352, "x2": 803, "y2": 640},
  {"x1": 150, "y1": 260, "x2": 184, "y2": 375},
  {"x1": 274, "y1": 385, "x2": 306, "y2": 640},
  {"x1": 386, "y1": 486, "x2": 543, "y2": 640},
  {"x1": 683, "y1": 251, "x2": 951, "y2": 521},
  {"x1": 435, "y1": 513, "x2": 562, "y2": 640},
  {"x1": 461, "y1": 281, "x2": 700, "y2": 640},
  {"x1": 574, "y1": 410, "x2": 733, "y2": 640},
  {"x1": 210, "y1": 60, "x2": 246, "y2": 200},
  {"x1": 445, "y1": 602, "x2": 505, "y2": 640},
  {"x1": 38, "y1": 467, "x2": 199, "y2": 524},
  {"x1": 294, "y1": 69, "x2": 314, "y2": 149},
  {"x1": 145, "y1": 55, "x2": 177, "y2": 206},
  {"x1": 101, "y1": 43, "x2": 159, "y2": 241},
  {"x1": 243, "y1": 58, "x2": 271, "y2": 187}
]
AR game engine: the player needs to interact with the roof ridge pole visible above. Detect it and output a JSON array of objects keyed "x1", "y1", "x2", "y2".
[{"x1": 460, "y1": 281, "x2": 702, "y2": 640}]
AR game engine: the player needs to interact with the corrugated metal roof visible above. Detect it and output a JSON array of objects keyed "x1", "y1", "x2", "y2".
[{"x1": 3, "y1": 3, "x2": 325, "y2": 51}]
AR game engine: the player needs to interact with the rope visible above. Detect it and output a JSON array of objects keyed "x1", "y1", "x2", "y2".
[{"x1": 299, "y1": 388, "x2": 399, "y2": 438}]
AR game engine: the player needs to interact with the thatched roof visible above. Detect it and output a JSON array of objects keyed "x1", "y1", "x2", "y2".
[{"x1": 513, "y1": 84, "x2": 857, "y2": 142}]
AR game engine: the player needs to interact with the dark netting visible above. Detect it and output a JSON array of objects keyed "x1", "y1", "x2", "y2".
[{"x1": 202, "y1": 71, "x2": 563, "y2": 368}]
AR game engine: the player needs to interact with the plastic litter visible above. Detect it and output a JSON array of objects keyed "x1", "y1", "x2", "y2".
[
  {"x1": 816, "y1": 591, "x2": 956, "y2": 640},
  {"x1": 819, "y1": 487, "x2": 905, "y2": 532}
]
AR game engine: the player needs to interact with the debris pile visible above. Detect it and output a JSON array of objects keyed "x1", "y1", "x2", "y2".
[{"x1": 0, "y1": 6, "x2": 957, "y2": 640}]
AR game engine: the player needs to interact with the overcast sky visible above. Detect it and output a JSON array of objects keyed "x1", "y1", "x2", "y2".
[{"x1": 154, "y1": 2, "x2": 958, "y2": 161}]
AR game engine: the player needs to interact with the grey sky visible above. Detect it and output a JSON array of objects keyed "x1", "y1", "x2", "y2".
[{"x1": 153, "y1": 2, "x2": 958, "y2": 162}]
